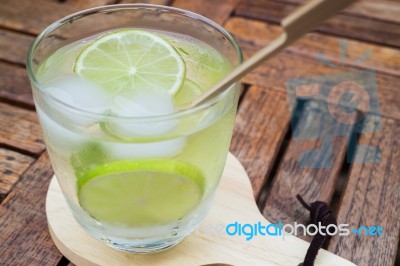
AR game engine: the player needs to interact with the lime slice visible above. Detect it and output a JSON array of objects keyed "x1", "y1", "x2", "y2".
[
  {"x1": 174, "y1": 79, "x2": 202, "y2": 105},
  {"x1": 78, "y1": 159, "x2": 204, "y2": 226},
  {"x1": 74, "y1": 30, "x2": 185, "y2": 95}
]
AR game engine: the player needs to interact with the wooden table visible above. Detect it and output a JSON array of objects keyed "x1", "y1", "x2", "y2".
[{"x1": 0, "y1": 1, "x2": 399, "y2": 265}]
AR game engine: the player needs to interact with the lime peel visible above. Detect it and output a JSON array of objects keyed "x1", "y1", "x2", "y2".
[{"x1": 77, "y1": 159, "x2": 204, "y2": 190}]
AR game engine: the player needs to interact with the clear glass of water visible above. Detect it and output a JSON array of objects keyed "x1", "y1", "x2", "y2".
[{"x1": 27, "y1": 4, "x2": 242, "y2": 253}]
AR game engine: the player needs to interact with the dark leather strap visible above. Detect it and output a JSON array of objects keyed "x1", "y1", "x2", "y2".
[{"x1": 297, "y1": 195, "x2": 337, "y2": 266}]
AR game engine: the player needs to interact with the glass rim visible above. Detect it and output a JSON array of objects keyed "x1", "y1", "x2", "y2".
[{"x1": 26, "y1": 3, "x2": 243, "y2": 122}]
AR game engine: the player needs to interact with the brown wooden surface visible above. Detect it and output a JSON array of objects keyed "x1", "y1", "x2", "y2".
[
  {"x1": 0, "y1": 153, "x2": 61, "y2": 265},
  {"x1": 0, "y1": 0, "x2": 399, "y2": 265},
  {"x1": 0, "y1": 29, "x2": 33, "y2": 66},
  {"x1": 0, "y1": 62, "x2": 34, "y2": 107},
  {"x1": 0, "y1": 102, "x2": 44, "y2": 155},
  {"x1": 0, "y1": 0, "x2": 123, "y2": 35},
  {"x1": 225, "y1": 17, "x2": 400, "y2": 77},
  {"x1": 235, "y1": 0, "x2": 400, "y2": 48},
  {"x1": 276, "y1": 0, "x2": 400, "y2": 25},
  {"x1": 262, "y1": 100, "x2": 358, "y2": 233},
  {"x1": 231, "y1": 87, "x2": 290, "y2": 198},
  {"x1": 0, "y1": 148, "x2": 33, "y2": 200},
  {"x1": 172, "y1": 0, "x2": 240, "y2": 25},
  {"x1": 120, "y1": 0, "x2": 171, "y2": 4},
  {"x1": 328, "y1": 117, "x2": 400, "y2": 265},
  {"x1": 224, "y1": 17, "x2": 400, "y2": 120}
]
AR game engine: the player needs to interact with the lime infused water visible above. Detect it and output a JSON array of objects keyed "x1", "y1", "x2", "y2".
[{"x1": 35, "y1": 28, "x2": 239, "y2": 252}]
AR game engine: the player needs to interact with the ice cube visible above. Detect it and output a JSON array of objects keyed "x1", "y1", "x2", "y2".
[
  {"x1": 44, "y1": 76, "x2": 112, "y2": 126},
  {"x1": 107, "y1": 91, "x2": 178, "y2": 138},
  {"x1": 106, "y1": 137, "x2": 186, "y2": 160},
  {"x1": 36, "y1": 105, "x2": 86, "y2": 155}
]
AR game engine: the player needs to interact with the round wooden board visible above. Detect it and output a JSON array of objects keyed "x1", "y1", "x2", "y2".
[{"x1": 46, "y1": 153, "x2": 355, "y2": 266}]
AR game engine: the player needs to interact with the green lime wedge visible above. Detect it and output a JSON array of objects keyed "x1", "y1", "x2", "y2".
[
  {"x1": 74, "y1": 30, "x2": 185, "y2": 95},
  {"x1": 78, "y1": 159, "x2": 204, "y2": 226}
]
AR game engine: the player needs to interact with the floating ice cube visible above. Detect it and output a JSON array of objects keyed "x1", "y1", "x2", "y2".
[
  {"x1": 36, "y1": 105, "x2": 86, "y2": 155},
  {"x1": 44, "y1": 76, "x2": 112, "y2": 126},
  {"x1": 106, "y1": 137, "x2": 186, "y2": 160},
  {"x1": 107, "y1": 91, "x2": 178, "y2": 138}
]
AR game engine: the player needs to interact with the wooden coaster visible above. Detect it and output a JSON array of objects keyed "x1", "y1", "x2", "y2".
[{"x1": 46, "y1": 153, "x2": 355, "y2": 266}]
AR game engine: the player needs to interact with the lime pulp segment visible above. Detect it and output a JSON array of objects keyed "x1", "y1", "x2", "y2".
[
  {"x1": 78, "y1": 159, "x2": 204, "y2": 226},
  {"x1": 74, "y1": 30, "x2": 185, "y2": 95}
]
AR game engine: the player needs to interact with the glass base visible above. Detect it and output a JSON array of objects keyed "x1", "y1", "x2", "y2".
[
  {"x1": 105, "y1": 237, "x2": 184, "y2": 254},
  {"x1": 68, "y1": 191, "x2": 215, "y2": 254}
]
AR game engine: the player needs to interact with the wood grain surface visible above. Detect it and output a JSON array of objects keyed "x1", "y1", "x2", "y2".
[
  {"x1": 0, "y1": 152, "x2": 62, "y2": 266},
  {"x1": 0, "y1": 29, "x2": 33, "y2": 66},
  {"x1": 0, "y1": 0, "x2": 399, "y2": 265},
  {"x1": 66, "y1": 0, "x2": 116, "y2": 8},
  {"x1": 238, "y1": 47, "x2": 400, "y2": 121},
  {"x1": 119, "y1": 0, "x2": 171, "y2": 4},
  {"x1": 328, "y1": 117, "x2": 400, "y2": 266},
  {"x1": 231, "y1": 87, "x2": 290, "y2": 198},
  {"x1": 0, "y1": 0, "x2": 118, "y2": 35},
  {"x1": 235, "y1": 0, "x2": 400, "y2": 48},
  {"x1": 274, "y1": 0, "x2": 400, "y2": 24},
  {"x1": 224, "y1": 18, "x2": 400, "y2": 120},
  {"x1": 262, "y1": 100, "x2": 357, "y2": 235},
  {"x1": 173, "y1": 0, "x2": 240, "y2": 25},
  {"x1": 0, "y1": 102, "x2": 44, "y2": 155},
  {"x1": 0, "y1": 62, "x2": 34, "y2": 107},
  {"x1": 0, "y1": 148, "x2": 33, "y2": 201},
  {"x1": 225, "y1": 17, "x2": 400, "y2": 77}
]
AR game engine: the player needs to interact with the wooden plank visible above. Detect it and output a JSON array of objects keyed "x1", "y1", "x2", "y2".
[
  {"x1": 119, "y1": 0, "x2": 170, "y2": 4},
  {"x1": 262, "y1": 100, "x2": 357, "y2": 233},
  {"x1": 0, "y1": 0, "x2": 76, "y2": 34},
  {"x1": 0, "y1": 103, "x2": 45, "y2": 155},
  {"x1": 60, "y1": 0, "x2": 171, "y2": 9},
  {"x1": 344, "y1": 0, "x2": 400, "y2": 24},
  {"x1": 235, "y1": 0, "x2": 400, "y2": 48},
  {"x1": 0, "y1": 62, "x2": 34, "y2": 106},
  {"x1": 0, "y1": 152, "x2": 63, "y2": 265},
  {"x1": 172, "y1": 0, "x2": 240, "y2": 25},
  {"x1": 230, "y1": 87, "x2": 290, "y2": 198},
  {"x1": 241, "y1": 50, "x2": 400, "y2": 121},
  {"x1": 0, "y1": 0, "x2": 116, "y2": 35},
  {"x1": 0, "y1": 148, "x2": 34, "y2": 200},
  {"x1": 0, "y1": 29, "x2": 34, "y2": 65},
  {"x1": 225, "y1": 17, "x2": 400, "y2": 77},
  {"x1": 224, "y1": 18, "x2": 400, "y2": 120},
  {"x1": 65, "y1": 0, "x2": 116, "y2": 8},
  {"x1": 275, "y1": 0, "x2": 400, "y2": 25},
  {"x1": 328, "y1": 118, "x2": 400, "y2": 266}
]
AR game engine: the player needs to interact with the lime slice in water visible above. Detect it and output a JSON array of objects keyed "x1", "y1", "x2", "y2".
[
  {"x1": 74, "y1": 30, "x2": 185, "y2": 95},
  {"x1": 78, "y1": 159, "x2": 204, "y2": 226}
]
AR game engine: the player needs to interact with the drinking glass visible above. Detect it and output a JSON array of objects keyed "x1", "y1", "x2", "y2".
[{"x1": 27, "y1": 4, "x2": 242, "y2": 253}]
